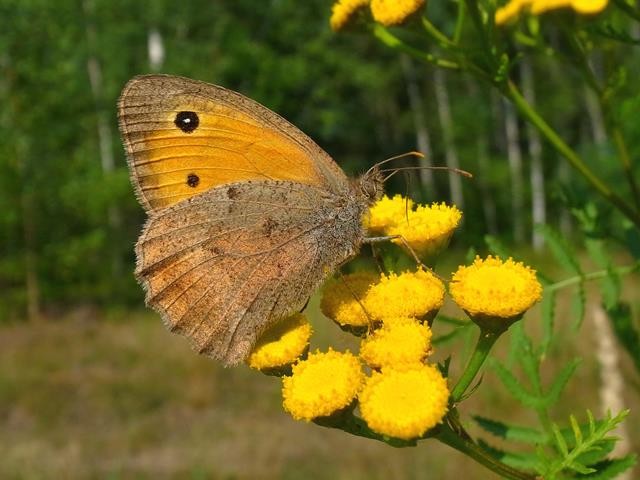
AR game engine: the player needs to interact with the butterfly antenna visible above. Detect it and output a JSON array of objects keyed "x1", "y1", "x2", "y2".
[
  {"x1": 365, "y1": 151, "x2": 425, "y2": 176},
  {"x1": 382, "y1": 166, "x2": 473, "y2": 183}
]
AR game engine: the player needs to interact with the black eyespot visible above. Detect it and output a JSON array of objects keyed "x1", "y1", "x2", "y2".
[
  {"x1": 174, "y1": 111, "x2": 199, "y2": 133},
  {"x1": 187, "y1": 173, "x2": 200, "y2": 188}
]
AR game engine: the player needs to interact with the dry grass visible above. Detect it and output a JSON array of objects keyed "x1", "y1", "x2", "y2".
[{"x1": 1, "y1": 291, "x2": 638, "y2": 479}]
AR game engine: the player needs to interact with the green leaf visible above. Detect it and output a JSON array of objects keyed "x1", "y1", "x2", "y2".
[
  {"x1": 472, "y1": 416, "x2": 546, "y2": 444},
  {"x1": 552, "y1": 423, "x2": 569, "y2": 456},
  {"x1": 491, "y1": 360, "x2": 546, "y2": 408},
  {"x1": 537, "y1": 225, "x2": 582, "y2": 275},
  {"x1": 476, "y1": 439, "x2": 541, "y2": 471},
  {"x1": 574, "y1": 455, "x2": 638, "y2": 479},
  {"x1": 544, "y1": 359, "x2": 580, "y2": 405},
  {"x1": 540, "y1": 288, "x2": 556, "y2": 355},
  {"x1": 484, "y1": 234, "x2": 511, "y2": 260},
  {"x1": 606, "y1": 302, "x2": 640, "y2": 372},
  {"x1": 584, "y1": 238, "x2": 620, "y2": 309},
  {"x1": 571, "y1": 284, "x2": 586, "y2": 330}
]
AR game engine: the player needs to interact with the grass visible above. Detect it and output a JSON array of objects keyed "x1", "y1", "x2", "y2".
[{"x1": 1, "y1": 282, "x2": 638, "y2": 478}]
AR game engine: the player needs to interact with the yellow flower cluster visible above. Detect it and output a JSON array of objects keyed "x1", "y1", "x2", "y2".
[
  {"x1": 330, "y1": 0, "x2": 369, "y2": 31},
  {"x1": 364, "y1": 195, "x2": 462, "y2": 259},
  {"x1": 359, "y1": 365, "x2": 449, "y2": 440},
  {"x1": 321, "y1": 269, "x2": 444, "y2": 328},
  {"x1": 282, "y1": 349, "x2": 364, "y2": 421},
  {"x1": 495, "y1": 0, "x2": 608, "y2": 25},
  {"x1": 450, "y1": 256, "x2": 542, "y2": 322},
  {"x1": 251, "y1": 187, "x2": 542, "y2": 443},
  {"x1": 370, "y1": 0, "x2": 426, "y2": 26},
  {"x1": 359, "y1": 318, "x2": 432, "y2": 369},
  {"x1": 330, "y1": 0, "x2": 425, "y2": 31},
  {"x1": 247, "y1": 313, "x2": 312, "y2": 372}
]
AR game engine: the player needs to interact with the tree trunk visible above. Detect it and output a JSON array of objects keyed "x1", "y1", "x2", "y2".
[
  {"x1": 83, "y1": 0, "x2": 123, "y2": 277},
  {"x1": 148, "y1": 27, "x2": 165, "y2": 72},
  {"x1": 521, "y1": 61, "x2": 546, "y2": 250},
  {"x1": 503, "y1": 98, "x2": 526, "y2": 243},
  {"x1": 433, "y1": 69, "x2": 464, "y2": 209},
  {"x1": 401, "y1": 56, "x2": 435, "y2": 199}
]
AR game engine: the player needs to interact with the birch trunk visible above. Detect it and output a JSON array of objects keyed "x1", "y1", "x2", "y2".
[
  {"x1": 503, "y1": 98, "x2": 526, "y2": 243},
  {"x1": 433, "y1": 69, "x2": 464, "y2": 209},
  {"x1": 521, "y1": 61, "x2": 546, "y2": 250},
  {"x1": 401, "y1": 56, "x2": 435, "y2": 199}
]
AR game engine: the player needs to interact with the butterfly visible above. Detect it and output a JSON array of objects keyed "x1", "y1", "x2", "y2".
[{"x1": 118, "y1": 74, "x2": 384, "y2": 366}]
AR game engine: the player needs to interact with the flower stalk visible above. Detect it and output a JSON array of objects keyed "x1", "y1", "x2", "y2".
[{"x1": 451, "y1": 328, "x2": 502, "y2": 402}]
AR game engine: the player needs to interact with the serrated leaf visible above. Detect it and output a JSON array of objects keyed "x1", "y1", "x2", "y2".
[
  {"x1": 477, "y1": 438, "x2": 542, "y2": 470},
  {"x1": 606, "y1": 302, "x2": 640, "y2": 372},
  {"x1": 553, "y1": 423, "x2": 569, "y2": 456},
  {"x1": 537, "y1": 224, "x2": 582, "y2": 275},
  {"x1": 544, "y1": 359, "x2": 580, "y2": 405},
  {"x1": 484, "y1": 234, "x2": 510, "y2": 260},
  {"x1": 584, "y1": 238, "x2": 620, "y2": 309},
  {"x1": 491, "y1": 360, "x2": 546, "y2": 408},
  {"x1": 570, "y1": 415, "x2": 583, "y2": 445},
  {"x1": 540, "y1": 288, "x2": 556, "y2": 354},
  {"x1": 473, "y1": 416, "x2": 546, "y2": 444},
  {"x1": 571, "y1": 284, "x2": 586, "y2": 330},
  {"x1": 575, "y1": 455, "x2": 638, "y2": 479}
]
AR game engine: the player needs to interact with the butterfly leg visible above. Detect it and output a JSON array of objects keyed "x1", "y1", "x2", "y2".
[{"x1": 363, "y1": 235, "x2": 426, "y2": 269}]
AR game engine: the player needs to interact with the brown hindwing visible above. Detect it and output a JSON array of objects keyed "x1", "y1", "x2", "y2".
[{"x1": 135, "y1": 180, "x2": 349, "y2": 365}]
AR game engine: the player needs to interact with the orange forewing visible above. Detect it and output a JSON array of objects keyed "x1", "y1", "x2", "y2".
[{"x1": 119, "y1": 76, "x2": 334, "y2": 211}]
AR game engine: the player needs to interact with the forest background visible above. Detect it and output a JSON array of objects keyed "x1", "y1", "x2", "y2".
[{"x1": 1, "y1": 0, "x2": 639, "y2": 478}]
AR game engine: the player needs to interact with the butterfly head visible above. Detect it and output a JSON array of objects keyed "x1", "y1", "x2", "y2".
[{"x1": 356, "y1": 166, "x2": 385, "y2": 205}]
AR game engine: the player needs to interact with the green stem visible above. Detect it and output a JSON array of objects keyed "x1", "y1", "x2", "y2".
[
  {"x1": 453, "y1": 0, "x2": 466, "y2": 44},
  {"x1": 435, "y1": 423, "x2": 540, "y2": 480},
  {"x1": 421, "y1": 16, "x2": 455, "y2": 48},
  {"x1": 546, "y1": 263, "x2": 639, "y2": 292},
  {"x1": 503, "y1": 80, "x2": 640, "y2": 229},
  {"x1": 451, "y1": 328, "x2": 501, "y2": 402},
  {"x1": 612, "y1": 125, "x2": 640, "y2": 210},
  {"x1": 372, "y1": 24, "x2": 460, "y2": 70}
]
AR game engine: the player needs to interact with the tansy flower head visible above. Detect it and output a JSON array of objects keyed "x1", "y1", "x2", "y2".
[
  {"x1": 449, "y1": 256, "x2": 542, "y2": 331},
  {"x1": 330, "y1": 0, "x2": 370, "y2": 31},
  {"x1": 364, "y1": 269, "x2": 444, "y2": 322},
  {"x1": 495, "y1": 0, "x2": 608, "y2": 25},
  {"x1": 321, "y1": 271, "x2": 378, "y2": 331},
  {"x1": 386, "y1": 202, "x2": 462, "y2": 259},
  {"x1": 371, "y1": 0, "x2": 426, "y2": 26},
  {"x1": 282, "y1": 349, "x2": 364, "y2": 421},
  {"x1": 359, "y1": 365, "x2": 449, "y2": 440},
  {"x1": 364, "y1": 194, "x2": 414, "y2": 233},
  {"x1": 248, "y1": 313, "x2": 312, "y2": 374},
  {"x1": 359, "y1": 318, "x2": 432, "y2": 369}
]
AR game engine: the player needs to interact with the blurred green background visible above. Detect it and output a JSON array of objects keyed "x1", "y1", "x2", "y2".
[{"x1": 1, "y1": 0, "x2": 639, "y2": 478}]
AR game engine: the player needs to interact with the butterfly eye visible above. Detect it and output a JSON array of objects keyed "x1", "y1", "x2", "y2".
[
  {"x1": 174, "y1": 111, "x2": 199, "y2": 133},
  {"x1": 186, "y1": 173, "x2": 200, "y2": 187}
]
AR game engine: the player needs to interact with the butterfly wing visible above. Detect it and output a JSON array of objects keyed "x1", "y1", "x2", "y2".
[
  {"x1": 135, "y1": 180, "x2": 362, "y2": 366},
  {"x1": 118, "y1": 74, "x2": 349, "y2": 212}
]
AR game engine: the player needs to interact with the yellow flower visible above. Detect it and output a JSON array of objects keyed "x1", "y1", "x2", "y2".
[
  {"x1": 449, "y1": 256, "x2": 542, "y2": 328},
  {"x1": 320, "y1": 271, "x2": 378, "y2": 328},
  {"x1": 371, "y1": 0, "x2": 425, "y2": 26},
  {"x1": 282, "y1": 349, "x2": 364, "y2": 421},
  {"x1": 248, "y1": 313, "x2": 312, "y2": 373},
  {"x1": 359, "y1": 318, "x2": 432, "y2": 369},
  {"x1": 495, "y1": 0, "x2": 608, "y2": 25},
  {"x1": 364, "y1": 269, "x2": 444, "y2": 322},
  {"x1": 359, "y1": 365, "x2": 449, "y2": 440},
  {"x1": 330, "y1": 0, "x2": 370, "y2": 31},
  {"x1": 386, "y1": 202, "x2": 462, "y2": 258},
  {"x1": 364, "y1": 194, "x2": 414, "y2": 234}
]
